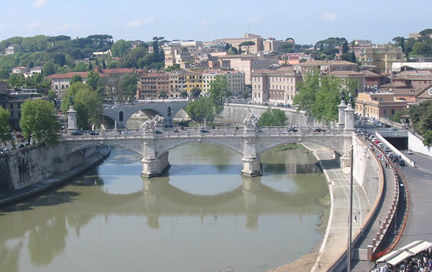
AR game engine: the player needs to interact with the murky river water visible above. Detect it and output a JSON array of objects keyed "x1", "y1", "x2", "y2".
[{"x1": 0, "y1": 144, "x2": 328, "y2": 272}]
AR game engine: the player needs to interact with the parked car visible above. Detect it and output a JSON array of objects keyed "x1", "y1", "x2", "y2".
[
  {"x1": 200, "y1": 129, "x2": 210, "y2": 133},
  {"x1": 406, "y1": 150, "x2": 414, "y2": 155},
  {"x1": 89, "y1": 131, "x2": 99, "y2": 135},
  {"x1": 155, "y1": 130, "x2": 163, "y2": 134},
  {"x1": 314, "y1": 128, "x2": 326, "y2": 133},
  {"x1": 288, "y1": 127, "x2": 298, "y2": 132},
  {"x1": 71, "y1": 131, "x2": 83, "y2": 136},
  {"x1": 383, "y1": 147, "x2": 391, "y2": 153},
  {"x1": 399, "y1": 159, "x2": 405, "y2": 167}
]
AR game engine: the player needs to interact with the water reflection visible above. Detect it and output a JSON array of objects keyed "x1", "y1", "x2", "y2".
[{"x1": 0, "y1": 144, "x2": 329, "y2": 272}]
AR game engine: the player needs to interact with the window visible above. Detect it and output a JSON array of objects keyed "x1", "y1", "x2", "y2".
[{"x1": 391, "y1": 109, "x2": 394, "y2": 115}]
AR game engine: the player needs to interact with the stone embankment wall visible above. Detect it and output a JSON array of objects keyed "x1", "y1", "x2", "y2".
[
  {"x1": 353, "y1": 136, "x2": 381, "y2": 205},
  {"x1": 408, "y1": 131, "x2": 432, "y2": 157},
  {"x1": 220, "y1": 103, "x2": 324, "y2": 127},
  {"x1": 0, "y1": 144, "x2": 96, "y2": 192}
]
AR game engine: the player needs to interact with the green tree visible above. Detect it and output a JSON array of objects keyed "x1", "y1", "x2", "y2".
[
  {"x1": 116, "y1": 73, "x2": 137, "y2": 102},
  {"x1": 0, "y1": 69, "x2": 10, "y2": 80},
  {"x1": 20, "y1": 99, "x2": 60, "y2": 145},
  {"x1": 42, "y1": 61, "x2": 55, "y2": 77},
  {"x1": 409, "y1": 100, "x2": 432, "y2": 135},
  {"x1": 412, "y1": 41, "x2": 432, "y2": 56},
  {"x1": 342, "y1": 41, "x2": 349, "y2": 54},
  {"x1": 180, "y1": 90, "x2": 188, "y2": 98},
  {"x1": 159, "y1": 90, "x2": 168, "y2": 99},
  {"x1": 209, "y1": 75, "x2": 230, "y2": 114},
  {"x1": 185, "y1": 97, "x2": 215, "y2": 124},
  {"x1": 424, "y1": 130, "x2": 432, "y2": 147},
  {"x1": 70, "y1": 74, "x2": 83, "y2": 85},
  {"x1": 111, "y1": 40, "x2": 131, "y2": 58},
  {"x1": 239, "y1": 41, "x2": 255, "y2": 54},
  {"x1": 0, "y1": 107, "x2": 12, "y2": 145},
  {"x1": 73, "y1": 61, "x2": 89, "y2": 72},
  {"x1": 86, "y1": 70, "x2": 100, "y2": 91},
  {"x1": 7, "y1": 73, "x2": 26, "y2": 88},
  {"x1": 61, "y1": 82, "x2": 102, "y2": 129},
  {"x1": 293, "y1": 69, "x2": 320, "y2": 113},
  {"x1": 190, "y1": 87, "x2": 201, "y2": 98},
  {"x1": 258, "y1": 108, "x2": 287, "y2": 126}
]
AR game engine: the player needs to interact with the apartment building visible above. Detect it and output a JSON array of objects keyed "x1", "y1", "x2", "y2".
[
  {"x1": 355, "y1": 45, "x2": 406, "y2": 73},
  {"x1": 202, "y1": 71, "x2": 245, "y2": 96},
  {"x1": 262, "y1": 37, "x2": 294, "y2": 54},
  {"x1": 220, "y1": 55, "x2": 279, "y2": 85},
  {"x1": 251, "y1": 67, "x2": 302, "y2": 105},
  {"x1": 213, "y1": 33, "x2": 264, "y2": 54},
  {"x1": 169, "y1": 71, "x2": 186, "y2": 98},
  {"x1": 327, "y1": 70, "x2": 366, "y2": 93},
  {"x1": 293, "y1": 60, "x2": 358, "y2": 75},
  {"x1": 184, "y1": 72, "x2": 203, "y2": 93},
  {"x1": 136, "y1": 71, "x2": 170, "y2": 100},
  {"x1": 163, "y1": 44, "x2": 193, "y2": 69},
  {"x1": 355, "y1": 92, "x2": 407, "y2": 120}
]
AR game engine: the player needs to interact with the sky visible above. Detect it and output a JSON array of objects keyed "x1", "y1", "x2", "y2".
[{"x1": 0, "y1": 0, "x2": 431, "y2": 45}]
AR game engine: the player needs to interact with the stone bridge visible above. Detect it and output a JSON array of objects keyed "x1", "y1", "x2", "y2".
[
  {"x1": 65, "y1": 97, "x2": 355, "y2": 177},
  {"x1": 103, "y1": 99, "x2": 189, "y2": 128}
]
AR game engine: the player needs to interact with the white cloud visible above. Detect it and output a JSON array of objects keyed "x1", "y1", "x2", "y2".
[
  {"x1": 322, "y1": 12, "x2": 337, "y2": 21},
  {"x1": 33, "y1": 0, "x2": 48, "y2": 8},
  {"x1": 127, "y1": 16, "x2": 155, "y2": 28}
]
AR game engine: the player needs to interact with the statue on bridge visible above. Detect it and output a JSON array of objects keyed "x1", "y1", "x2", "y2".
[
  {"x1": 142, "y1": 115, "x2": 165, "y2": 132},
  {"x1": 243, "y1": 113, "x2": 258, "y2": 129}
]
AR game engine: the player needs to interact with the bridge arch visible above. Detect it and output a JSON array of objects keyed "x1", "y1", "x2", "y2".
[
  {"x1": 65, "y1": 141, "x2": 144, "y2": 157},
  {"x1": 157, "y1": 138, "x2": 243, "y2": 156}
]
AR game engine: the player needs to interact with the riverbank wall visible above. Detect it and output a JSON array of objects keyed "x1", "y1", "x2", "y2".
[
  {"x1": 220, "y1": 103, "x2": 324, "y2": 127},
  {"x1": 0, "y1": 143, "x2": 102, "y2": 193}
]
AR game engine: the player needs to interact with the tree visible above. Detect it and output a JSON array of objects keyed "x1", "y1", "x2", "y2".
[
  {"x1": 342, "y1": 41, "x2": 349, "y2": 54},
  {"x1": 180, "y1": 90, "x2": 188, "y2": 98},
  {"x1": 61, "y1": 82, "x2": 102, "y2": 129},
  {"x1": 424, "y1": 130, "x2": 432, "y2": 147},
  {"x1": 70, "y1": 74, "x2": 83, "y2": 85},
  {"x1": 190, "y1": 87, "x2": 201, "y2": 98},
  {"x1": 116, "y1": 73, "x2": 137, "y2": 102},
  {"x1": 293, "y1": 69, "x2": 320, "y2": 113},
  {"x1": 419, "y1": 28, "x2": 432, "y2": 39},
  {"x1": 0, "y1": 107, "x2": 12, "y2": 145},
  {"x1": 111, "y1": 40, "x2": 131, "y2": 58},
  {"x1": 412, "y1": 41, "x2": 432, "y2": 56},
  {"x1": 185, "y1": 97, "x2": 215, "y2": 125},
  {"x1": 20, "y1": 99, "x2": 60, "y2": 145},
  {"x1": 86, "y1": 70, "x2": 100, "y2": 91},
  {"x1": 73, "y1": 61, "x2": 89, "y2": 72},
  {"x1": 209, "y1": 75, "x2": 230, "y2": 114},
  {"x1": 258, "y1": 108, "x2": 287, "y2": 126},
  {"x1": 0, "y1": 69, "x2": 10, "y2": 80},
  {"x1": 42, "y1": 61, "x2": 55, "y2": 77},
  {"x1": 159, "y1": 90, "x2": 168, "y2": 99}
]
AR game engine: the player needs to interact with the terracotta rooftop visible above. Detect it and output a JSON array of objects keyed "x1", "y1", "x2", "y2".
[
  {"x1": 46, "y1": 72, "x2": 93, "y2": 79},
  {"x1": 296, "y1": 60, "x2": 357, "y2": 66}
]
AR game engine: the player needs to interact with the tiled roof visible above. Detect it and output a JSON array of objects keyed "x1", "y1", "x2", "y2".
[
  {"x1": 296, "y1": 60, "x2": 357, "y2": 66},
  {"x1": 46, "y1": 72, "x2": 93, "y2": 79}
]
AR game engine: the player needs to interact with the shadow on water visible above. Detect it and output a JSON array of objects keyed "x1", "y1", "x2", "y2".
[{"x1": 0, "y1": 191, "x2": 80, "y2": 214}]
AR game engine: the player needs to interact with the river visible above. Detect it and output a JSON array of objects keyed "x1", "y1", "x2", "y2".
[{"x1": 0, "y1": 143, "x2": 329, "y2": 272}]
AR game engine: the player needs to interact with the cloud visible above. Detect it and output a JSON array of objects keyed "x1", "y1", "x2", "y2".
[
  {"x1": 201, "y1": 20, "x2": 209, "y2": 26},
  {"x1": 33, "y1": 0, "x2": 47, "y2": 8},
  {"x1": 322, "y1": 12, "x2": 337, "y2": 21},
  {"x1": 127, "y1": 16, "x2": 156, "y2": 28}
]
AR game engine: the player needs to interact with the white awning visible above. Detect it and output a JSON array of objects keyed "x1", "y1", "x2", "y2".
[
  {"x1": 387, "y1": 251, "x2": 414, "y2": 266},
  {"x1": 409, "y1": 241, "x2": 432, "y2": 255}
]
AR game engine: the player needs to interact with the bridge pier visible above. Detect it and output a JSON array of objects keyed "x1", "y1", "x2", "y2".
[
  {"x1": 141, "y1": 152, "x2": 170, "y2": 178},
  {"x1": 241, "y1": 157, "x2": 262, "y2": 177}
]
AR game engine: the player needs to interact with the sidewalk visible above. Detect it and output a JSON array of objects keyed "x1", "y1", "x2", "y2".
[
  {"x1": 302, "y1": 143, "x2": 370, "y2": 272},
  {"x1": 0, "y1": 145, "x2": 111, "y2": 207}
]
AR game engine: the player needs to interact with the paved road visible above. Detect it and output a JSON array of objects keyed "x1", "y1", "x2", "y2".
[{"x1": 398, "y1": 151, "x2": 432, "y2": 245}]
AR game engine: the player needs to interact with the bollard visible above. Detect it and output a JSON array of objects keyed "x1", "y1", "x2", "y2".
[
  {"x1": 372, "y1": 239, "x2": 377, "y2": 247},
  {"x1": 376, "y1": 232, "x2": 381, "y2": 240},
  {"x1": 380, "y1": 226, "x2": 385, "y2": 234},
  {"x1": 368, "y1": 245, "x2": 374, "y2": 261}
]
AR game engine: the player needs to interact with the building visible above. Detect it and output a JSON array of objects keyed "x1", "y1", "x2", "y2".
[
  {"x1": 293, "y1": 60, "x2": 358, "y2": 75},
  {"x1": 163, "y1": 44, "x2": 194, "y2": 69},
  {"x1": 262, "y1": 37, "x2": 294, "y2": 54},
  {"x1": 136, "y1": 71, "x2": 170, "y2": 100},
  {"x1": 202, "y1": 71, "x2": 245, "y2": 96},
  {"x1": 355, "y1": 92, "x2": 407, "y2": 120},
  {"x1": 213, "y1": 33, "x2": 264, "y2": 54},
  {"x1": 168, "y1": 71, "x2": 187, "y2": 98},
  {"x1": 219, "y1": 55, "x2": 279, "y2": 85},
  {"x1": 5, "y1": 44, "x2": 20, "y2": 55},
  {"x1": 362, "y1": 70, "x2": 388, "y2": 91},
  {"x1": 46, "y1": 68, "x2": 135, "y2": 100},
  {"x1": 0, "y1": 82, "x2": 40, "y2": 129},
  {"x1": 251, "y1": 67, "x2": 302, "y2": 105},
  {"x1": 279, "y1": 53, "x2": 312, "y2": 65},
  {"x1": 12, "y1": 66, "x2": 29, "y2": 74},
  {"x1": 184, "y1": 72, "x2": 203, "y2": 93},
  {"x1": 391, "y1": 62, "x2": 432, "y2": 72},
  {"x1": 355, "y1": 45, "x2": 406, "y2": 73},
  {"x1": 328, "y1": 70, "x2": 366, "y2": 93}
]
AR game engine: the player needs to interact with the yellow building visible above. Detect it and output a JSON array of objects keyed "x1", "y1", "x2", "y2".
[
  {"x1": 355, "y1": 92, "x2": 407, "y2": 120},
  {"x1": 184, "y1": 72, "x2": 203, "y2": 93}
]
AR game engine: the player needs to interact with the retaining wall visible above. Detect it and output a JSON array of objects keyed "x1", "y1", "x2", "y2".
[{"x1": 0, "y1": 144, "x2": 96, "y2": 192}]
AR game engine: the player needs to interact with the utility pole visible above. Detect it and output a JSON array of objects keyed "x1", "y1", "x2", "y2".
[{"x1": 348, "y1": 145, "x2": 354, "y2": 272}]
